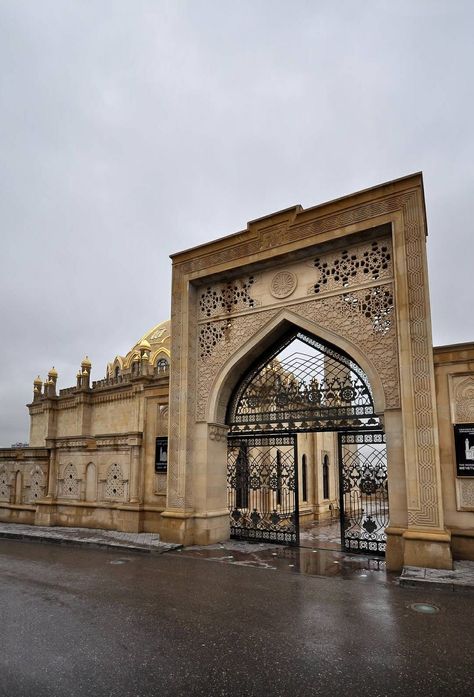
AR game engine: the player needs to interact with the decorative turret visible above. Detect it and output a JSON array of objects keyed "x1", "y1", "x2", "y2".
[
  {"x1": 44, "y1": 378, "x2": 56, "y2": 398},
  {"x1": 33, "y1": 375, "x2": 42, "y2": 401},
  {"x1": 141, "y1": 349, "x2": 150, "y2": 376},
  {"x1": 131, "y1": 353, "x2": 141, "y2": 377},
  {"x1": 78, "y1": 356, "x2": 92, "y2": 389},
  {"x1": 138, "y1": 339, "x2": 151, "y2": 356},
  {"x1": 48, "y1": 367, "x2": 58, "y2": 394}
]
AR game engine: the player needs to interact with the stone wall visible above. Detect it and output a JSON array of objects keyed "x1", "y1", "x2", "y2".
[
  {"x1": 434, "y1": 342, "x2": 474, "y2": 559},
  {"x1": 1, "y1": 373, "x2": 170, "y2": 533}
]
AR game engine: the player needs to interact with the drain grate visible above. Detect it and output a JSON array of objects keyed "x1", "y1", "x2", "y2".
[{"x1": 409, "y1": 603, "x2": 440, "y2": 614}]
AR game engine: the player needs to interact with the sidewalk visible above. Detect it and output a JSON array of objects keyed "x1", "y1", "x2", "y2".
[
  {"x1": 400, "y1": 561, "x2": 474, "y2": 592},
  {"x1": 0, "y1": 521, "x2": 180, "y2": 554}
]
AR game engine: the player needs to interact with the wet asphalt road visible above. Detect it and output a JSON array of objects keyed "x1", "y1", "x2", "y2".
[{"x1": 0, "y1": 539, "x2": 473, "y2": 697}]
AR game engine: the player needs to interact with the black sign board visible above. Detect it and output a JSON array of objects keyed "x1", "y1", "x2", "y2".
[
  {"x1": 454, "y1": 424, "x2": 474, "y2": 477},
  {"x1": 155, "y1": 437, "x2": 168, "y2": 473}
]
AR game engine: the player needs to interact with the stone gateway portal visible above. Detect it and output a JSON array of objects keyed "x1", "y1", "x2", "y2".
[
  {"x1": 2, "y1": 174, "x2": 474, "y2": 572},
  {"x1": 162, "y1": 173, "x2": 469, "y2": 571}
]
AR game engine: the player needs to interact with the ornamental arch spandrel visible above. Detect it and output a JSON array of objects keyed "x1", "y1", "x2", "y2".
[{"x1": 162, "y1": 173, "x2": 452, "y2": 571}]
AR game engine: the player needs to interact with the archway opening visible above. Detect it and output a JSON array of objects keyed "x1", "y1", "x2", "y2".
[{"x1": 225, "y1": 328, "x2": 388, "y2": 555}]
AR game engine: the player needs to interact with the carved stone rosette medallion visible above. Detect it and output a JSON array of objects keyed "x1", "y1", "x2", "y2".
[{"x1": 270, "y1": 271, "x2": 297, "y2": 299}]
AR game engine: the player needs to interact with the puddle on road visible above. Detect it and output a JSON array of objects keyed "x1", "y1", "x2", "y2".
[
  {"x1": 109, "y1": 558, "x2": 132, "y2": 565},
  {"x1": 173, "y1": 543, "x2": 393, "y2": 585}
]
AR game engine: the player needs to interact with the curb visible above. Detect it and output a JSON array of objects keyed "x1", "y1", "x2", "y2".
[
  {"x1": 399, "y1": 577, "x2": 474, "y2": 593},
  {"x1": 0, "y1": 530, "x2": 182, "y2": 555}
]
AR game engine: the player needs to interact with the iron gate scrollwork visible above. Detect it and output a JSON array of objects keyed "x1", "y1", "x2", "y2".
[
  {"x1": 228, "y1": 331, "x2": 380, "y2": 434},
  {"x1": 339, "y1": 431, "x2": 388, "y2": 554},
  {"x1": 227, "y1": 434, "x2": 299, "y2": 545}
]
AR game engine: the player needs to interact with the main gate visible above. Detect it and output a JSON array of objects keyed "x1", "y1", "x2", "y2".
[{"x1": 226, "y1": 330, "x2": 389, "y2": 553}]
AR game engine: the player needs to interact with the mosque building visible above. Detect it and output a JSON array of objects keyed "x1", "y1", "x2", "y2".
[{"x1": 1, "y1": 173, "x2": 473, "y2": 571}]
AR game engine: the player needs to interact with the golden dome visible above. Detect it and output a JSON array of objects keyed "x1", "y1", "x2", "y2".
[
  {"x1": 33, "y1": 376, "x2": 42, "y2": 385},
  {"x1": 81, "y1": 355, "x2": 92, "y2": 367},
  {"x1": 105, "y1": 319, "x2": 171, "y2": 375},
  {"x1": 48, "y1": 367, "x2": 58, "y2": 377}
]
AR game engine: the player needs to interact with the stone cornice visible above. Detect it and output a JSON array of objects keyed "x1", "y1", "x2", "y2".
[
  {"x1": 171, "y1": 174, "x2": 424, "y2": 275},
  {"x1": 0, "y1": 447, "x2": 49, "y2": 460}
]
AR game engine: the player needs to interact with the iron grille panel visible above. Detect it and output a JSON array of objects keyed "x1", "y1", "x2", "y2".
[
  {"x1": 227, "y1": 435, "x2": 299, "y2": 545},
  {"x1": 339, "y1": 431, "x2": 388, "y2": 555}
]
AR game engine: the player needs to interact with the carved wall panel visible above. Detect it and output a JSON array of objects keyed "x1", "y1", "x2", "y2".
[
  {"x1": 154, "y1": 473, "x2": 167, "y2": 495},
  {"x1": 311, "y1": 237, "x2": 392, "y2": 294},
  {"x1": 458, "y1": 479, "x2": 474, "y2": 510},
  {"x1": 402, "y1": 193, "x2": 440, "y2": 529},
  {"x1": 454, "y1": 377, "x2": 474, "y2": 423},
  {"x1": 199, "y1": 277, "x2": 257, "y2": 319},
  {"x1": 209, "y1": 423, "x2": 230, "y2": 442},
  {"x1": 0, "y1": 465, "x2": 10, "y2": 501},
  {"x1": 196, "y1": 281, "x2": 399, "y2": 420},
  {"x1": 59, "y1": 463, "x2": 80, "y2": 499},
  {"x1": 104, "y1": 463, "x2": 126, "y2": 500},
  {"x1": 29, "y1": 466, "x2": 46, "y2": 503}
]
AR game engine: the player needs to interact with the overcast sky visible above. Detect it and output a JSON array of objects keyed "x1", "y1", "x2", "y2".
[{"x1": 1, "y1": 0, "x2": 473, "y2": 445}]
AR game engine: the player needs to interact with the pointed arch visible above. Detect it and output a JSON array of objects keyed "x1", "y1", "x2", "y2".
[
  {"x1": 208, "y1": 308, "x2": 386, "y2": 425},
  {"x1": 29, "y1": 466, "x2": 45, "y2": 503},
  {"x1": 85, "y1": 462, "x2": 97, "y2": 502},
  {"x1": 14, "y1": 470, "x2": 23, "y2": 504},
  {"x1": 60, "y1": 463, "x2": 80, "y2": 498}
]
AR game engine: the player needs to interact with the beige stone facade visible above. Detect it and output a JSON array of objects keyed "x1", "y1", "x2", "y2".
[
  {"x1": 0, "y1": 322, "x2": 171, "y2": 533},
  {"x1": 1, "y1": 174, "x2": 473, "y2": 571}
]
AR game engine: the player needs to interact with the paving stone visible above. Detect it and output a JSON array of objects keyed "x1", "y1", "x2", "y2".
[
  {"x1": 402, "y1": 566, "x2": 426, "y2": 578},
  {"x1": 400, "y1": 560, "x2": 474, "y2": 591}
]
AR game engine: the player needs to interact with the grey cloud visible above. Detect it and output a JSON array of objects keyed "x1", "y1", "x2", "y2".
[{"x1": 1, "y1": 0, "x2": 473, "y2": 444}]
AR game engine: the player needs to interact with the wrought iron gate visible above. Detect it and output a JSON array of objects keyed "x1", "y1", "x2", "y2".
[
  {"x1": 227, "y1": 434, "x2": 299, "y2": 545},
  {"x1": 226, "y1": 329, "x2": 388, "y2": 553},
  {"x1": 339, "y1": 431, "x2": 388, "y2": 555}
]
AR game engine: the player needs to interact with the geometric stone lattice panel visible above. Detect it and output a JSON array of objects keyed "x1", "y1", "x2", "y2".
[
  {"x1": 199, "y1": 321, "x2": 227, "y2": 359},
  {"x1": 312, "y1": 238, "x2": 392, "y2": 295},
  {"x1": 199, "y1": 277, "x2": 256, "y2": 319},
  {"x1": 30, "y1": 466, "x2": 46, "y2": 503},
  {"x1": 0, "y1": 466, "x2": 10, "y2": 501},
  {"x1": 104, "y1": 463, "x2": 125, "y2": 500},
  {"x1": 60, "y1": 463, "x2": 80, "y2": 498}
]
